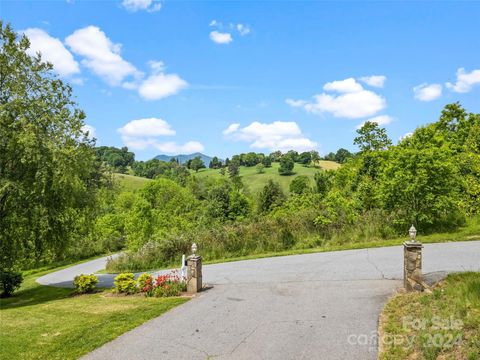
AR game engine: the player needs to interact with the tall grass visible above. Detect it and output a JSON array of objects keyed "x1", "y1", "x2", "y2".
[{"x1": 106, "y1": 213, "x2": 480, "y2": 273}]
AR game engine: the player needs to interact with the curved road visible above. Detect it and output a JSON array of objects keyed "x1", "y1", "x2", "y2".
[{"x1": 38, "y1": 241, "x2": 480, "y2": 360}]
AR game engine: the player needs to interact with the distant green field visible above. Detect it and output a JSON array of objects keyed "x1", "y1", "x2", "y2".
[
  {"x1": 113, "y1": 161, "x2": 340, "y2": 194},
  {"x1": 194, "y1": 161, "x2": 340, "y2": 195},
  {"x1": 315, "y1": 160, "x2": 341, "y2": 170},
  {"x1": 114, "y1": 173, "x2": 151, "y2": 192}
]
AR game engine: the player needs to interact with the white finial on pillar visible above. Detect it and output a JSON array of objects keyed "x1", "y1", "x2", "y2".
[{"x1": 409, "y1": 225, "x2": 417, "y2": 242}]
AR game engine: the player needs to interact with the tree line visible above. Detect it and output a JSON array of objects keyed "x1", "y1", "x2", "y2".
[{"x1": 95, "y1": 147, "x2": 352, "y2": 178}]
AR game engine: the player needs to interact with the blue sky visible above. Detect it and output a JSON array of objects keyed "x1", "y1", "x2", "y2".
[{"x1": 3, "y1": 0, "x2": 480, "y2": 160}]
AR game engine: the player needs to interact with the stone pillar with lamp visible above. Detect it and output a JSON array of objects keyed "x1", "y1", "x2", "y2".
[
  {"x1": 403, "y1": 225, "x2": 424, "y2": 292},
  {"x1": 186, "y1": 243, "x2": 203, "y2": 294}
]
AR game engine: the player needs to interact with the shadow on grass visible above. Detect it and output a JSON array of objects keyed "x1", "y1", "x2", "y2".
[{"x1": 0, "y1": 283, "x2": 72, "y2": 310}]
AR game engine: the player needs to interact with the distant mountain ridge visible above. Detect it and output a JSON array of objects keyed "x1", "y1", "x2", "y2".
[{"x1": 154, "y1": 152, "x2": 216, "y2": 167}]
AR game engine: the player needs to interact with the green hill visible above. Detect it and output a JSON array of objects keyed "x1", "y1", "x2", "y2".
[
  {"x1": 114, "y1": 160, "x2": 340, "y2": 194},
  {"x1": 193, "y1": 161, "x2": 340, "y2": 195},
  {"x1": 114, "y1": 173, "x2": 152, "y2": 192}
]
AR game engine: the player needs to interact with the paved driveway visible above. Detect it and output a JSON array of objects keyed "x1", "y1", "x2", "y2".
[{"x1": 37, "y1": 241, "x2": 480, "y2": 359}]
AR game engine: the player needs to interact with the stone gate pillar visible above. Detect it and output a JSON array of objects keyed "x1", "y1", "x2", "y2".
[
  {"x1": 404, "y1": 241, "x2": 423, "y2": 292},
  {"x1": 186, "y1": 243, "x2": 202, "y2": 293}
]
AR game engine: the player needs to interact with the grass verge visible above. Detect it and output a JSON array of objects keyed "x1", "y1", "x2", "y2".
[
  {"x1": 204, "y1": 222, "x2": 480, "y2": 266},
  {"x1": 0, "y1": 267, "x2": 189, "y2": 360},
  {"x1": 103, "y1": 218, "x2": 480, "y2": 273},
  {"x1": 379, "y1": 272, "x2": 480, "y2": 360}
]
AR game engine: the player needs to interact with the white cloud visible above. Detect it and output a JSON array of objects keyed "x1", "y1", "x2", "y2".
[
  {"x1": 119, "y1": 137, "x2": 157, "y2": 150},
  {"x1": 446, "y1": 68, "x2": 480, "y2": 93},
  {"x1": 122, "y1": 137, "x2": 204, "y2": 153},
  {"x1": 121, "y1": 0, "x2": 161, "y2": 12},
  {"x1": 65, "y1": 27, "x2": 187, "y2": 100},
  {"x1": 148, "y1": 60, "x2": 165, "y2": 72},
  {"x1": 288, "y1": 78, "x2": 386, "y2": 119},
  {"x1": 323, "y1": 78, "x2": 363, "y2": 93},
  {"x1": 118, "y1": 118, "x2": 203, "y2": 154},
  {"x1": 81, "y1": 124, "x2": 96, "y2": 139},
  {"x1": 359, "y1": 75, "x2": 386, "y2": 88},
  {"x1": 154, "y1": 141, "x2": 204, "y2": 154},
  {"x1": 132, "y1": 60, "x2": 187, "y2": 99},
  {"x1": 118, "y1": 118, "x2": 175, "y2": 137},
  {"x1": 413, "y1": 83, "x2": 442, "y2": 101},
  {"x1": 22, "y1": 28, "x2": 80, "y2": 77},
  {"x1": 236, "y1": 24, "x2": 250, "y2": 36},
  {"x1": 209, "y1": 21, "x2": 250, "y2": 44},
  {"x1": 303, "y1": 91, "x2": 385, "y2": 119},
  {"x1": 138, "y1": 73, "x2": 188, "y2": 100},
  {"x1": 223, "y1": 123, "x2": 240, "y2": 135},
  {"x1": 209, "y1": 31, "x2": 233, "y2": 44},
  {"x1": 356, "y1": 115, "x2": 393, "y2": 129},
  {"x1": 285, "y1": 99, "x2": 307, "y2": 107},
  {"x1": 65, "y1": 26, "x2": 141, "y2": 86},
  {"x1": 121, "y1": 137, "x2": 204, "y2": 153},
  {"x1": 70, "y1": 77, "x2": 84, "y2": 85},
  {"x1": 224, "y1": 121, "x2": 318, "y2": 152}
]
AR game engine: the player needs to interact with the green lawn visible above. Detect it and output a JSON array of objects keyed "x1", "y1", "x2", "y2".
[
  {"x1": 114, "y1": 173, "x2": 151, "y2": 192},
  {"x1": 0, "y1": 268, "x2": 189, "y2": 360},
  {"x1": 380, "y1": 272, "x2": 480, "y2": 360},
  {"x1": 193, "y1": 161, "x2": 340, "y2": 195}
]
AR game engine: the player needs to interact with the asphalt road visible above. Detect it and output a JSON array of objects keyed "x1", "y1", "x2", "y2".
[{"x1": 37, "y1": 241, "x2": 480, "y2": 360}]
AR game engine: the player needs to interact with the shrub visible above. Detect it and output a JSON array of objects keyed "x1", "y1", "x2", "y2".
[
  {"x1": 0, "y1": 270, "x2": 23, "y2": 298},
  {"x1": 256, "y1": 163, "x2": 265, "y2": 174},
  {"x1": 73, "y1": 274, "x2": 98, "y2": 294},
  {"x1": 278, "y1": 156, "x2": 294, "y2": 175},
  {"x1": 153, "y1": 272, "x2": 187, "y2": 297},
  {"x1": 289, "y1": 175, "x2": 311, "y2": 195},
  {"x1": 258, "y1": 180, "x2": 285, "y2": 213},
  {"x1": 154, "y1": 282, "x2": 183, "y2": 297},
  {"x1": 137, "y1": 273, "x2": 153, "y2": 293},
  {"x1": 114, "y1": 273, "x2": 137, "y2": 294},
  {"x1": 280, "y1": 228, "x2": 296, "y2": 249}
]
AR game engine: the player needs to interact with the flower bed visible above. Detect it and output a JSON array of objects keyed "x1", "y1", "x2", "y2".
[{"x1": 113, "y1": 270, "x2": 187, "y2": 297}]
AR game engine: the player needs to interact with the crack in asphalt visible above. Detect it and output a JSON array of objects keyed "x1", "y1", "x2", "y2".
[
  {"x1": 365, "y1": 249, "x2": 386, "y2": 280},
  {"x1": 228, "y1": 323, "x2": 263, "y2": 358},
  {"x1": 171, "y1": 338, "x2": 213, "y2": 359}
]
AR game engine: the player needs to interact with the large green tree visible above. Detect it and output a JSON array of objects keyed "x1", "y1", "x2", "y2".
[
  {"x1": 0, "y1": 23, "x2": 102, "y2": 269},
  {"x1": 278, "y1": 156, "x2": 295, "y2": 175},
  {"x1": 258, "y1": 180, "x2": 285, "y2": 213},
  {"x1": 189, "y1": 156, "x2": 206, "y2": 172},
  {"x1": 354, "y1": 121, "x2": 392, "y2": 152},
  {"x1": 124, "y1": 179, "x2": 198, "y2": 250}
]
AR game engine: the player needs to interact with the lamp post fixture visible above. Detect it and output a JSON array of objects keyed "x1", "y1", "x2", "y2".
[
  {"x1": 191, "y1": 243, "x2": 197, "y2": 255},
  {"x1": 409, "y1": 225, "x2": 417, "y2": 243}
]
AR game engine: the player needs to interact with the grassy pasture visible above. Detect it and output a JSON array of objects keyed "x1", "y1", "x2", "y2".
[
  {"x1": 193, "y1": 160, "x2": 340, "y2": 195},
  {"x1": 113, "y1": 173, "x2": 151, "y2": 192}
]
